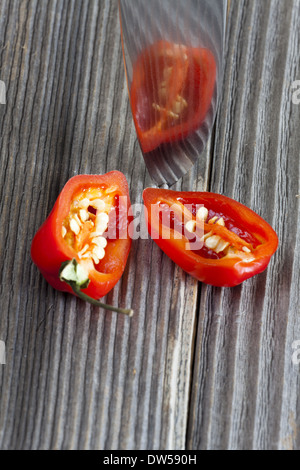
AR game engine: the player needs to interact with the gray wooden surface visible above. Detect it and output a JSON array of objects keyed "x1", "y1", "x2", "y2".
[{"x1": 0, "y1": 0, "x2": 299, "y2": 450}]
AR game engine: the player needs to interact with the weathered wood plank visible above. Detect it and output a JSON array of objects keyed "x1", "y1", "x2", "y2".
[
  {"x1": 188, "y1": 0, "x2": 300, "y2": 450},
  {"x1": 1, "y1": 0, "x2": 298, "y2": 451},
  {"x1": 0, "y1": 0, "x2": 211, "y2": 450}
]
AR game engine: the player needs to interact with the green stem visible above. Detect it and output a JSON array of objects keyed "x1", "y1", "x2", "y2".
[
  {"x1": 70, "y1": 283, "x2": 133, "y2": 317},
  {"x1": 59, "y1": 259, "x2": 133, "y2": 317}
]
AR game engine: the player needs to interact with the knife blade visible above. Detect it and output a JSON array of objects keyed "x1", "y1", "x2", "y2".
[{"x1": 119, "y1": 0, "x2": 227, "y2": 186}]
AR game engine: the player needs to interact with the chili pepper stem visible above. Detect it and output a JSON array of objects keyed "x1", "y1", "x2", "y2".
[
  {"x1": 59, "y1": 258, "x2": 133, "y2": 317},
  {"x1": 70, "y1": 283, "x2": 133, "y2": 317}
]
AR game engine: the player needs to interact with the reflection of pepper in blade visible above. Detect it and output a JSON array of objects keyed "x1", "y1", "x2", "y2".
[
  {"x1": 130, "y1": 40, "x2": 217, "y2": 153},
  {"x1": 31, "y1": 172, "x2": 133, "y2": 316}
]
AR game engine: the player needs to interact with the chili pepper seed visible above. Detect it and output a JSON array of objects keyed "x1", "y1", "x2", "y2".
[
  {"x1": 92, "y1": 236, "x2": 107, "y2": 248},
  {"x1": 208, "y1": 216, "x2": 218, "y2": 224},
  {"x1": 70, "y1": 218, "x2": 80, "y2": 235},
  {"x1": 185, "y1": 220, "x2": 197, "y2": 233},
  {"x1": 91, "y1": 199, "x2": 106, "y2": 211},
  {"x1": 205, "y1": 235, "x2": 221, "y2": 250},
  {"x1": 93, "y1": 245, "x2": 105, "y2": 261},
  {"x1": 216, "y1": 217, "x2": 225, "y2": 226},
  {"x1": 215, "y1": 240, "x2": 229, "y2": 254},
  {"x1": 79, "y1": 209, "x2": 89, "y2": 222},
  {"x1": 78, "y1": 198, "x2": 90, "y2": 209},
  {"x1": 196, "y1": 206, "x2": 208, "y2": 222},
  {"x1": 95, "y1": 212, "x2": 109, "y2": 233}
]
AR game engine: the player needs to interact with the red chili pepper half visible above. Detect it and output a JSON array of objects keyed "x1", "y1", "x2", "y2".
[
  {"x1": 130, "y1": 40, "x2": 217, "y2": 153},
  {"x1": 31, "y1": 172, "x2": 133, "y2": 316},
  {"x1": 143, "y1": 188, "x2": 278, "y2": 287}
]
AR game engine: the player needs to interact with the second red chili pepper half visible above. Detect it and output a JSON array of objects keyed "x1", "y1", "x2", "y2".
[{"x1": 143, "y1": 188, "x2": 278, "y2": 287}]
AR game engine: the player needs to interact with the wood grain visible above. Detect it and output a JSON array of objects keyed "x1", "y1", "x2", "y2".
[
  {"x1": 0, "y1": 0, "x2": 209, "y2": 450},
  {"x1": 188, "y1": 0, "x2": 300, "y2": 450},
  {"x1": 0, "y1": 0, "x2": 299, "y2": 451}
]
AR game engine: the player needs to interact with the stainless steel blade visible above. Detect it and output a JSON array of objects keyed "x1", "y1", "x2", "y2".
[{"x1": 120, "y1": 0, "x2": 227, "y2": 186}]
